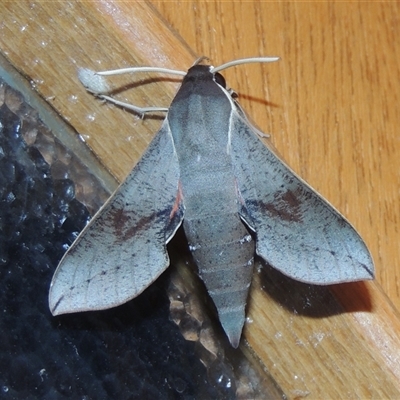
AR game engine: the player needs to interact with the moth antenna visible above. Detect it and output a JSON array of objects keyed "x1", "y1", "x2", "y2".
[
  {"x1": 95, "y1": 66, "x2": 186, "y2": 77},
  {"x1": 96, "y1": 94, "x2": 168, "y2": 116},
  {"x1": 211, "y1": 57, "x2": 280, "y2": 74},
  {"x1": 78, "y1": 66, "x2": 181, "y2": 115}
]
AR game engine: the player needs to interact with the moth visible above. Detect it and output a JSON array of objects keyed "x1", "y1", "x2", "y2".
[{"x1": 49, "y1": 57, "x2": 374, "y2": 348}]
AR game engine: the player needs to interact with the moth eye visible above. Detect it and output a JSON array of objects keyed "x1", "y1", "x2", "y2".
[{"x1": 214, "y1": 72, "x2": 226, "y2": 88}]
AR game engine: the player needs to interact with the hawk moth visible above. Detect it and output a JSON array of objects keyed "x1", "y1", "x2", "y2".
[{"x1": 49, "y1": 58, "x2": 374, "y2": 348}]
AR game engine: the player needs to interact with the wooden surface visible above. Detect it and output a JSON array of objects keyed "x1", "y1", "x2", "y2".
[{"x1": 1, "y1": 1, "x2": 400, "y2": 398}]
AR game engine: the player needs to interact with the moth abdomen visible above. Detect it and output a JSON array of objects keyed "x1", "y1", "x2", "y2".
[{"x1": 183, "y1": 212, "x2": 254, "y2": 348}]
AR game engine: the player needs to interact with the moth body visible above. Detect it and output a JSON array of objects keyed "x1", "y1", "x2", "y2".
[{"x1": 169, "y1": 66, "x2": 255, "y2": 347}]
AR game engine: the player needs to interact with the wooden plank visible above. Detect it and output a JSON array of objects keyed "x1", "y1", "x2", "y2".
[{"x1": 2, "y1": 1, "x2": 400, "y2": 398}]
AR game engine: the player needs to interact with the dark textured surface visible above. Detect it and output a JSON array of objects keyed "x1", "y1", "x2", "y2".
[{"x1": 0, "y1": 81, "x2": 237, "y2": 399}]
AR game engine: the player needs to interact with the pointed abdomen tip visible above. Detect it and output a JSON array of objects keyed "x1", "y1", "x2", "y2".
[{"x1": 219, "y1": 309, "x2": 246, "y2": 348}]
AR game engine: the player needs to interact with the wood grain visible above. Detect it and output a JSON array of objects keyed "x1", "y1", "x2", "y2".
[
  {"x1": 0, "y1": 1, "x2": 195, "y2": 181},
  {"x1": 1, "y1": 1, "x2": 400, "y2": 398}
]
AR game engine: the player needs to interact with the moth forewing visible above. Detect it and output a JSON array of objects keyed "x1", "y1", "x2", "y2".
[
  {"x1": 49, "y1": 119, "x2": 183, "y2": 316},
  {"x1": 229, "y1": 108, "x2": 374, "y2": 285}
]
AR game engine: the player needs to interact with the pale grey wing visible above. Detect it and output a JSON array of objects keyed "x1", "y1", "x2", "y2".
[
  {"x1": 49, "y1": 119, "x2": 183, "y2": 315},
  {"x1": 230, "y1": 112, "x2": 374, "y2": 284}
]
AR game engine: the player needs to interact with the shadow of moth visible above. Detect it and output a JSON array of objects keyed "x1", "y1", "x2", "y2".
[{"x1": 49, "y1": 57, "x2": 374, "y2": 348}]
